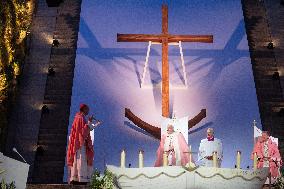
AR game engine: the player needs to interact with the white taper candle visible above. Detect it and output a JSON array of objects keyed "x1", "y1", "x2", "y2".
[
  {"x1": 253, "y1": 152, "x2": 258, "y2": 170},
  {"x1": 163, "y1": 151, "x2": 168, "y2": 167},
  {"x1": 121, "y1": 149, "x2": 126, "y2": 168},
  {"x1": 236, "y1": 151, "x2": 241, "y2": 169},
  {"x1": 138, "y1": 150, "x2": 144, "y2": 168},
  {"x1": 213, "y1": 151, "x2": 217, "y2": 167}
]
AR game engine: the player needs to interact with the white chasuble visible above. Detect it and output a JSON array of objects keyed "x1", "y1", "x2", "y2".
[{"x1": 198, "y1": 138, "x2": 223, "y2": 167}]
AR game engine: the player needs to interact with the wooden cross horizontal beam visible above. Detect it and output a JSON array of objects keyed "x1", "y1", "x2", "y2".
[{"x1": 117, "y1": 34, "x2": 213, "y2": 43}]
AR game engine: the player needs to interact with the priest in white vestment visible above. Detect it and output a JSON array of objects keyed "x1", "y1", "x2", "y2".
[{"x1": 198, "y1": 128, "x2": 223, "y2": 167}]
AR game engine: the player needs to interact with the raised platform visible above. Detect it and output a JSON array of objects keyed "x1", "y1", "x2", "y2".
[
  {"x1": 26, "y1": 183, "x2": 275, "y2": 189},
  {"x1": 26, "y1": 184, "x2": 89, "y2": 189}
]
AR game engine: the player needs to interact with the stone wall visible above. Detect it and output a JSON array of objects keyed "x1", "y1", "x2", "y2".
[
  {"x1": 5, "y1": 0, "x2": 58, "y2": 181},
  {"x1": 4, "y1": 0, "x2": 82, "y2": 184},
  {"x1": 31, "y1": 0, "x2": 82, "y2": 183},
  {"x1": 241, "y1": 0, "x2": 284, "y2": 157}
]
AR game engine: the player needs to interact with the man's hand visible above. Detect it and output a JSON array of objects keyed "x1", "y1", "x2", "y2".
[
  {"x1": 88, "y1": 115, "x2": 94, "y2": 122},
  {"x1": 92, "y1": 120, "x2": 102, "y2": 128}
]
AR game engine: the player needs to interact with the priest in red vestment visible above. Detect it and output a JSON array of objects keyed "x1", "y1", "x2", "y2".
[
  {"x1": 251, "y1": 131, "x2": 282, "y2": 179},
  {"x1": 67, "y1": 104, "x2": 101, "y2": 184}
]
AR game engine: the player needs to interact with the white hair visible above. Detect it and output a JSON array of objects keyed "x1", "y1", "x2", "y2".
[{"x1": 207, "y1": 128, "x2": 214, "y2": 133}]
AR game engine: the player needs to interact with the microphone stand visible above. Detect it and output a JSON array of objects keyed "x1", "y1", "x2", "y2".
[{"x1": 13, "y1": 148, "x2": 27, "y2": 164}]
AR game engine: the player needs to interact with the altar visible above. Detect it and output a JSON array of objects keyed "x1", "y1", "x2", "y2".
[{"x1": 107, "y1": 165, "x2": 269, "y2": 189}]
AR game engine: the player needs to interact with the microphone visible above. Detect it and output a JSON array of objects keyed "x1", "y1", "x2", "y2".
[
  {"x1": 13, "y1": 147, "x2": 27, "y2": 164},
  {"x1": 89, "y1": 115, "x2": 101, "y2": 124}
]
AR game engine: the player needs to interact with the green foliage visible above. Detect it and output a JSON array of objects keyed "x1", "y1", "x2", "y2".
[
  {"x1": 0, "y1": 179, "x2": 16, "y2": 189},
  {"x1": 90, "y1": 169, "x2": 115, "y2": 189},
  {"x1": 0, "y1": 0, "x2": 33, "y2": 150},
  {"x1": 12, "y1": 61, "x2": 20, "y2": 76},
  {"x1": 274, "y1": 167, "x2": 284, "y2": 189},
  {"x1": 90, "y1": 169, "x2": 103, "y2": 189},
  {"x1": 0, "y1": 161, "x2": 5, "y2": 175},
  {"x1": 0, "y1": 74, "x2": 8, "y2": 92},
  {"x1": 0, "y1": 160, "x2": 16, "y2": 189},
  {"x1": 275, "y1": 176, "x2": 284, "y2": 189},
  {"x1": 0, "y1": 0, "x2": 31, "y2": 69}
]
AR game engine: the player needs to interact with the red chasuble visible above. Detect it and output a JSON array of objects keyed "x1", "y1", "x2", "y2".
[{"x1": 67, "y1": 112, "x2": 94, "y2": 167}]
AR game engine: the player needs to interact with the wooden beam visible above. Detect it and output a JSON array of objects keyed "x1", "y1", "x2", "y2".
[
  {"x1": 162, "y1": 5, "x2": 168, "y2": 34},
  {"x1": 117, "y1": 34, "x2": 213, "y2": 43},
  {"x1": 125, "y1": 108, "x2": 161, "y2": 140},
  {"x1": 161, "y1": 4, "x2": 169, "y2": 118},
  {"x1": 125, "y1": 108, "x2": 207, "y2": 140},
  {"x1": 117, "y1": 34, "x2": 162, "y2": 42},
  {"x1": 162, "y1": 38, "x2": 169, "y2": 117},
  {"x1": 168, "y1": 35, "x2": 213, "y2": 43},
  {"x1": 188, "y1": 109, "x2": 206, "y2": 129}
]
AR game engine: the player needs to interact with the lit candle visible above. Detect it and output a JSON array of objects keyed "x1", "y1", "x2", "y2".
[
  {"x1": 236, "y1": 151, "x2": 241, "y2": 169},
  {"x1": 138, "y1": 150, "x2": 144, "y2": 168},
  {"x1": 163, "y1": 151, "x2": 168, "y2": 166},
  {"x1": 121, "y1": 149, "x2": 126, "y2": 168},
  {"x1": 253, "y1": 152, "x2": 258, "y2": 170},
  {"x1": 213, "y1": 151, "x2": 217, "y2": 167}
]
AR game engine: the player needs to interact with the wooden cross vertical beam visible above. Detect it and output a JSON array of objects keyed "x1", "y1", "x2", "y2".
[
  {"x1": 162, "y1": 5, "x2": 169, "y2": 117},
  {"x1": 162, "y1": 5, "x2": 168, "y2": 34},
  {"x1": 162, "y1": 38, "x2": 169, "y2": 117}
]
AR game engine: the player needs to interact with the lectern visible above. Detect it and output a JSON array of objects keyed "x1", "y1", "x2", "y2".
[{"x1": 0, "y1": 153, "x2": 29, "y2": 189}]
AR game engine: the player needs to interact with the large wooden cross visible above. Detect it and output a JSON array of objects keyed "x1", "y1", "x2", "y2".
[
  {"x1": 117, "y1": 5, "x2": 213, "y2": 139},
  {"x1": 118, "y1": 4, "x2": 213, "y2": 117}
]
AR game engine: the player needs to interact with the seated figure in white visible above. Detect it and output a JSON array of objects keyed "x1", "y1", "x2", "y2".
[
  {"x1": 198, "y1": 128, "x2": 223, "y2": 167},
  {"x1": 155, "y1": 124, "x2": 192, "y2": 166}
]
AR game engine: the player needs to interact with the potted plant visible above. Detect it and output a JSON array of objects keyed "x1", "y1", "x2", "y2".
[
  {"x1": 274, "y1": 167, "x2": 284, "y2": 189},
  {"x1": 90, "y1": 169, "x2": 115, "y2": 189},
  {"x1": 0, "y1": 161, "x2": 5, "y2": 175},
  {"x1": 1, "y1": 180, "x2": 16, "y2": 189},
  {"x1": 274, "y1": 177, "x2": 284, "y2": 189},
  {"x1": 0, "y1": 162, "x2": 16, "y2": 189}
]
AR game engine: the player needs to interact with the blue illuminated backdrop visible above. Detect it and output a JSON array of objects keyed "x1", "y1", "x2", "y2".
[{"x1": 64, "y1": 0, "x2": 261, "y2": 180}]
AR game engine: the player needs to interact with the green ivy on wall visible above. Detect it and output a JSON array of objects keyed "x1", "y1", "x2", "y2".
[{"x1": 0, "y1": 0, "x2": 34, "y2": 151}]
